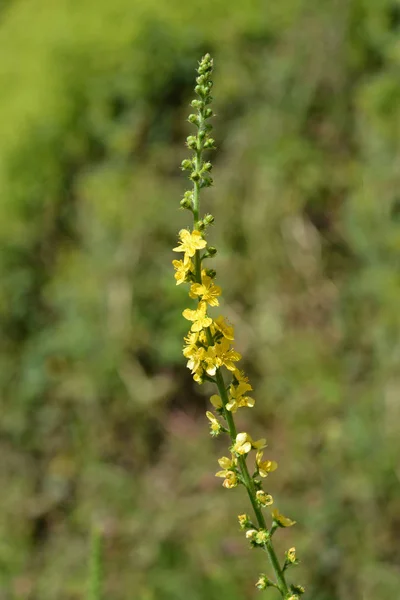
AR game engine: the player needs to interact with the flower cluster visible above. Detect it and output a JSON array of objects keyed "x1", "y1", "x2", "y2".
[{"x1": 173, "y1": 54, "x2": 303, "y2": 598}]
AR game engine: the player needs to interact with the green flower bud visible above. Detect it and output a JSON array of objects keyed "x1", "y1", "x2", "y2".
[
  {"x1": 191, "y1": 99, "x2": 203, "y2": 109},
  {"x1": 203, "y1": 214, "x2": 214, "y2": 225},
  {"x1": 188, "y1": 113, "x2": 199, "y2": 125},
  {"x1": 181, "y1": 159, "x2": 192, "y2": 170},
  {"x1": 204, "y1": 108, "x2": 213, "y2": 118},
  {"x1": 186, "y1": 136, "x2": 197, "y2": 149},
  {"x1": 198, "y1": 130, "x2": 206, "y2": 140},
  {"x1": 203, "y1": 138, "x2": 215, "y2": 149},
  {"x1": 200, "y1": 177, "x2": 213, "y2": 188},
  {"x1": 180, "y1": 197, "x2": 193, "y2": 210},
  {"x1": 290, "y1": 584, "x2": 305, "y2": 595},
  {"x1": 190, "y1": 171, "x2": 201, "y2": 182},
  {"x1": 207, "y1": 246, "x2": 217, "y2": 256},
  {"x1": 255, "y1": 574, "x2": 275, "y2": 590},
  {"x1": 202, "y1": 162, "x2": 212, "y2": 172},
  {"x1": 205, "y1": 268, "x2": 216, "y2": 279}
]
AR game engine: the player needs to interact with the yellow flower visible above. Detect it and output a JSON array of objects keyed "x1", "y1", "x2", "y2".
[
  {"x1": 226, "y1": 381, "x2": 255, "y2": 412},
  {"x1": 210, "y1": 394, "x2": 223, "y2": 409},
  {"x1": 186, "y1": 346, "x2": 206, "y2": 373},
  {"x1": 233, "y1": 368, "x2": 249, "y2": 384},
  {"x1": 213, "y1": 315, "x2": 235, "y2": 340},
  {"x1": 272, "y1": 509, "x2": 296, "y2": 528},
  {"x1": 203, "y1": 345, "x2": 219, "y2": 376},
  {"x1": 190, "y1": 275, "x2": 221, "y2": 306},
  {"x1": 286, "y1": 547, "x2": 297, "y2": 564},
  {"x1": 238, "y1": 514, "x2": 251, "y2": 529},
  {"x1": 232, "y1": 432, "x2": 252, "y2": 455},
  {"x1": 215, "y1": 468, "x2": 238, "y2": 488},
  {"x1": 217, "y1": 455, "x2": 236, "y2": 470},
  {"x1": 173, "y1": 229, "x2": 207, "y2": 264},
  {"x1": 182, "y1": 302, "x2": 212, "y2": 332},
  {"x1": 214, "y1": 338, "x2": 241, "y2": 371},
  {"x1": 206, "y1": 411, "x2": 222, "y2": 436},
  {"x1": 256, "y1": 450, "x2": 278, "y2": 477},
  {"x1": 255, "y1": 529, "x2": 270, "y2": 544},
  {"x1": 256, "y1": 490, "x2": 273, "y2": 506},
  {"x1": 172, "y1": 258, "x2": 193, "y2": 285},
  {"x1": 232, "y1": 432, "x2": 266, "y2": 455},
  {"x1": 255, "y1": 574, "x2": 274, "y2": 590}
]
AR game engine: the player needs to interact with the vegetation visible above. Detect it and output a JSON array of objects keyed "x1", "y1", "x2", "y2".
[{"x1": 0, "y1": 1, "x2": 399, "y2": 599}]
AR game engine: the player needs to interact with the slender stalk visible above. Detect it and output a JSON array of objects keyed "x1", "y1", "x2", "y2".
[
  {"x1": 213, "y1": 366, "x2": 290, "y2": 597},
  {"x1": 174, "y1": 54, "x2": 301, "y2": 599}
]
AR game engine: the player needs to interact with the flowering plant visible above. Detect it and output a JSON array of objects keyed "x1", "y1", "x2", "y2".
[{"x1": 173, "y1": 54, "x2": 304, "y2": 599}]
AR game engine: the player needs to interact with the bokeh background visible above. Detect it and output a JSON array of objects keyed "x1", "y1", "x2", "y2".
[{"x1": 1, "y1": 0, "x2": 400, "y2": 598}]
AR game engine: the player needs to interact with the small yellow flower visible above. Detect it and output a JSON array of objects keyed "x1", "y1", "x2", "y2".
[
  {"x1": 213, "y1": 315, "x2": 235, "y2": 340},
  {"x1": 173, "y1": 229, "x2": 207, "y2": 264},
  {"x1": 238, "y1": 514, "x2": 251, "y2": 529},
  {"x1": 255, "y1": 529, "x2": 270, "y2": 544},
  {"x1": 190, "y1": 275, "x2": 221, "y2": 307},
  {"x1": 215, "y1": 469, "x2": 238, "y2": 488},
  {"x1": 186, "y1": 346, "x2": 206, "y2": 373},
  {"x1": 255, "y1": 574, "x2": 274, "y2": 590},
  {"x1": 233, "y1": 368, "x2": 249, "y2": 384},
  {"x1": 272, "y1": 509, "x2": 296, "y2": 528},
  {"x1": 256, "y1": 490, "x2": 274, "y2": 506},
  {"x1": 226, "y1": 381, "x2": 255, "y2": 412},
  {"x1": 206, "y1": 411, "x2": 222, "y2": 436},
  {"x1": 172, "y1": 258, "x2": 193, "y2": 285},
  {"x1": 286, "y1": 547, "x2": 297, "y2": 564},
  {"x1": 182, "y1": 301, "x2": 212, "y2": 332},
  {"x1": 214, "y1": 338, "x2": 241, "y2": 371},
  {"x1": 203, "y1": 345, "x2": 219, "y2": 376},
  {"x1": 210, "y1": 394, "x2": 223, "y2": 409},
  {"x1": 232, "y1": 432, "x2": 252, "y2": 455},
  {"x1": 256, "y1": 450, "x2": 278, "y2": 477},
  {"x1": 217, "y1": 455, "x2": 236, "y2": 470}
]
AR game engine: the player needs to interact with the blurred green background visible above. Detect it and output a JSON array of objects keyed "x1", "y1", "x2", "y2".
[{"x1": 0, "y1": 0, "x2": 399, "y2": 598}]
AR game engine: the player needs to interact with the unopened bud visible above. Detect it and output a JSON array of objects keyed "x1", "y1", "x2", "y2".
[
  {"x1": 203, "y1": 138, "x2": 215, "y2": 149},
  {"x1": 205, "y1": 269, "x2": 216, "y2": 279},
  {"x1": 202, "y1": 162, "x2": 212, "y2": 172},
  {"x1": 204, "y1": 108, "x2": 213, "y2": 118},
  {"x1": 188, "y1": 113, "x2": 199, "y2": 125},
  {"x1": 190, "y1": 171, "x2": 201, "y2": 182},
  {"x1": 207, "y1": 246, "x2": 217, "y2": 256},
  {"x1": 203, "y1": 214, "x2": 214, "y2": 225},
  {"x1": 186, "y1": 136, "x2": 197, "y2": 149},
  {"x1": 191, "y1": 99, "x2": 203, "y2": 109},
  {"x1": 181, "y1": 159, "x2": 192, "y2": 170},
  {"x1": 180, "y1": 197, "x2": 193, "y2": 210},
  {"x1": 255, "y1": 574, "x2": 275, "y2": 590}
]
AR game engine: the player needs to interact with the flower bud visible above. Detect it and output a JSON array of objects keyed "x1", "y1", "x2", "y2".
[
  {"x1": 206, "y1": 246, "x2": 217, "y2": 256},
  {"x1": 238, "y1": 514, "x2": 252, "y2": 530},
  {"x1": 186, "y1": 136, "x2": 197, "y2": 149},
  {"x1": 188, "y1": 113, "x2": 199, "y2": 125},
  {"x1": 285, "y1": 547, "x2": 298, "y2": 565},
  {"x1": 180, "y1": 197, "x2": 193, "y2": 210},
  {"x1": 203, "y1": 138, "x2": 215, "y2": 149},
  {"x1": 203, "y1": 214, "x2": 214, "y2": 225},
  {"x1": 204, "y1": 108, "x2": 213, "y2": 118},
  {"x1": 191, "y1": 99, "x2": 203, "y2": 109},
  {"x1": 290, "y1": 584, "x2": 305, "y2": 595},
  {"x1": 190, "y1": 171, "x2": 201, "y2": 182},
  {"x1": 255, "y1": 574, "x2": 275, "y2": 590},
  {"x1": 202, "y1": 162, "x2": 212, "y2": 172},
  {"x1": 205, "y1": 269, "x2": 216, "y2": 279},
  {"x1": 181, "y1": 159, "x2": 192, "y2": 170}
]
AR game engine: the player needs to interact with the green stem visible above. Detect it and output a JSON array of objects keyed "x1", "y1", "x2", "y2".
[
  {"x1": 214, "y1": 368, "x2": 290, "y2": 597},
  {"x1": 189, "y1": 69, "x2": 290, "y2": 598}
]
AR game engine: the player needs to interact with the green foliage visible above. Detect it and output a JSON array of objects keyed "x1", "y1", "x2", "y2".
[{"x1": 0, "y1": 0, "x2": 399, "y2": 598}]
